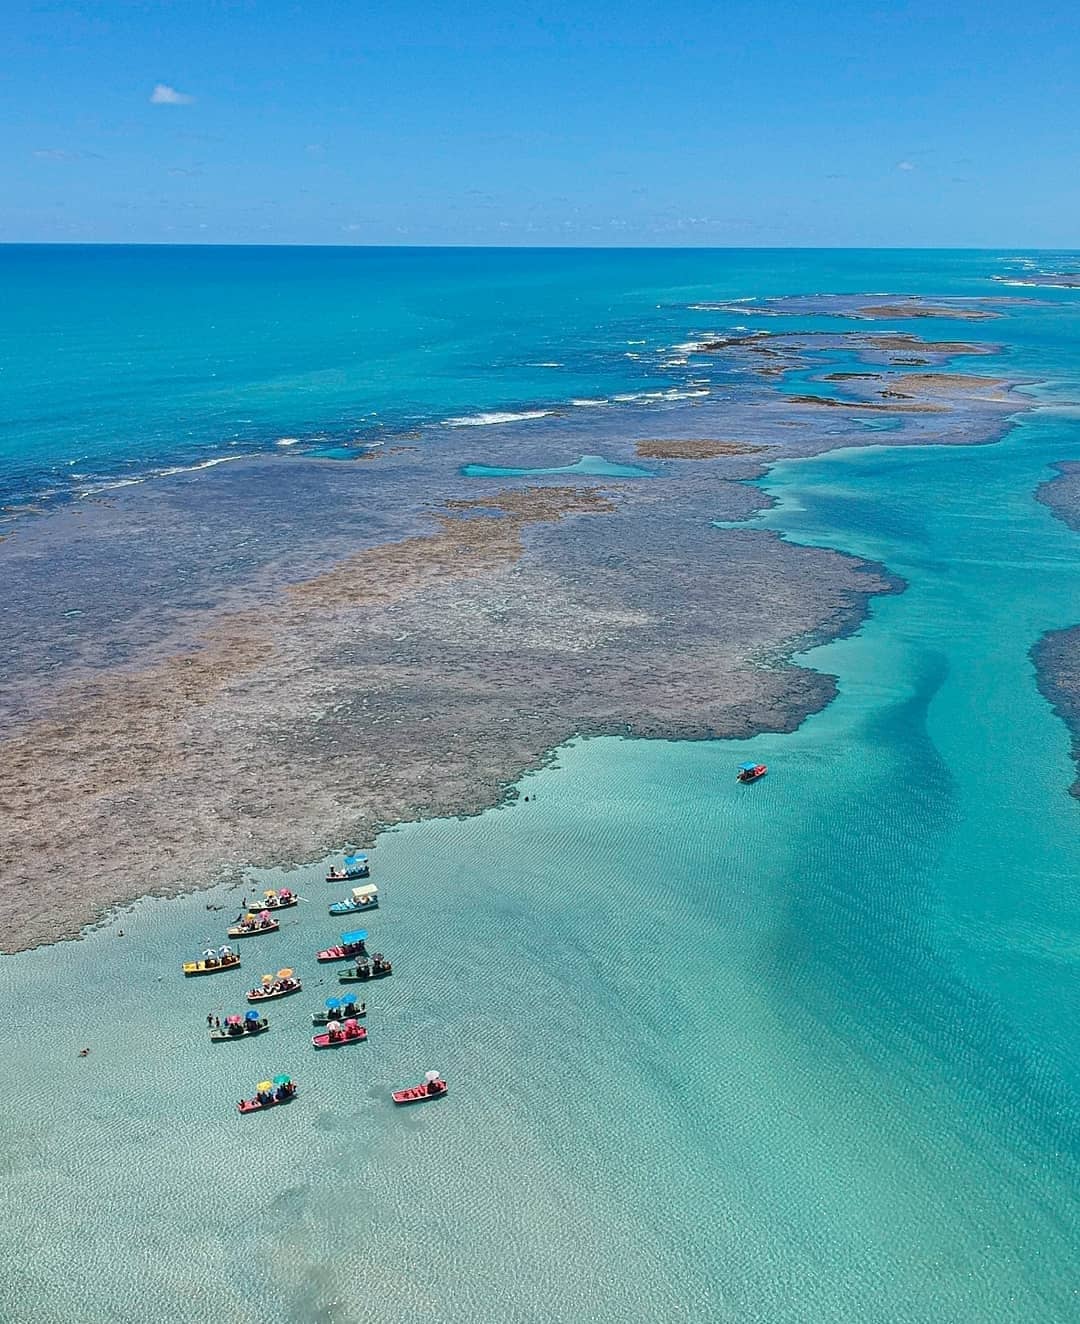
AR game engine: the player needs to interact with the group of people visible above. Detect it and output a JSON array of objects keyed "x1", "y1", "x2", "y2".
[{"x1": 351, "y1": 955, "x2": 391, "y2": 979}]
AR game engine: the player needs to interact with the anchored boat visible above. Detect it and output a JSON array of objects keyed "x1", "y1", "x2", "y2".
[
  {"x1": 312, "y1": 995, "x2": 366, "y2": 1025},
  {"x1": 246, "y1": 969, "x2": 302, "y2": 1003},
  {"x1": 317, "y1": 929, "x2": 368, "y2": 963},
  {"x1": 260, "y1": 888, "x2": 298, "y2": 911},
  {"x1": 326, "y1": 852, "x2": 369, "y2": 883},
  {"x1": 227, "y1": 909, "x2": 281, "y2": 939},
  {"x1": 238, "y1": 1075, "x2": 297, "y2": 1113},
  {"x1": 312, "y1": 1018, "x2": 367, "y2": 1049},
  {"x1": 736, "y1": 762, "x2": 768, "y2": 783},
  {"x1": 211, "y1": 1011, "x2": 269, "y2": 1041},
  {"x1": 328, "y1": 883, "x2": 379, "y2": 916},
  {"x1": 339, "y1": 953, "x2": 392, "y2": 983},
  {"x1": 183, "y1": 946, "x2": 240, "y2": 977},
  {"x1": 392, "y1": 1071, "x2": 447, "y2": 1105}
]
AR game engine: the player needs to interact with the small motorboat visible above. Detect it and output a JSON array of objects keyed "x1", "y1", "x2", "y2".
[
  {"x1": 246, "y1": 969, "x2": 302, "y2": 1003},
  {"x1": 312, "y1": 1018, "x2": 368, "y2": 1049},
  {"x1": 736, "y1": 762, "x2": 768, "y2": 783},
  {"x1": 339, "y1": 953, "x2": 392, "y2": 983},
  {"x1": 329, "y1": 883, "x2": 379, "y2": 916},
  {"x1": 260, "y1": 888, "x2": 298, "y2": 911},
  {"x1": 227, "y1": 910, "x2": 281, "y2": 939},
  {"x1": 238, "y1": 1076, "x2": 297, "y2": 1113},
  {"x1": 211, "y1": 1011, "x2": 269, "y2": 1041},
  {"x1": 183, "y1": 946, "x2": 240, "y2": 977},
  {"x1": 312, "y1": 995, "x2": 366, "y2": 1025},
  {"x1": 326, "y1": 852, "x2": 369, "y2": 883},
  {"x1": 392, "y1": 1071, "x2": 447, "y2": 1105},
  {"x1": 317, "y1": 929, "x2": 368, "y2": 963}
]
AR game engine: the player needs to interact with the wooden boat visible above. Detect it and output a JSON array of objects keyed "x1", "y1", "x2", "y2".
[
  {"x1": 260, "y1": 888, "x2": 298, "y2": 911},
  {"x1": 227, "y1": 911, "x2": 281, "y2": 939},
  {"x1": 326, "y1": 852, "x2": 369, "y2": 882},
  {"x1": 317, "y1": 928, "x2": 368, "y2": 963},
  {"x1": 312, "y1": 997, "x2": 366, "y2": 1025},
  {"x1": 736, "y1": 762, "x2": 768, "y2": 783},
  {"x1": 246, "y1": 969, "x2": 302, "y2": 1003},
  {"x1": 392, "y1": 1074, "x2": 447, "y2": 1105},
  {"x1": 329, "y1": 883, "x2": 379, "y2": 916},
  {"x1": 238, "y1": 1079, "x2": 297, "y2": 1113},
  {"x1": 210, "y1": 1014, "x2": 268, "y2": 1041},
  {"x1": 312, "y1": 1022, "x2": 368, "y2": 1049},
  {"x1": 183, "y1": 950, "x2": 240, "y2": 977},
  {"x1": 339, "y1": 955, "x2": 392, "y2": 983}
]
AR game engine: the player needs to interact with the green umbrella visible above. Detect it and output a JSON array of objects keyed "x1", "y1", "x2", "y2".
[{"x1": 273, "y1": 1074, "x2": 291, "y2": 1086}]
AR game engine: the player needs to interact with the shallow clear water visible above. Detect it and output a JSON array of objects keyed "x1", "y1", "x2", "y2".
[{"x1": 1, "y1": 252, "x2": 1079, "y2": 1322}]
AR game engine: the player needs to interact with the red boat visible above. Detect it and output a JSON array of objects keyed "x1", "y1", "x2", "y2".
[
  {"x1": 392, "y1": 1073, "x2": 448, "y2": 1105},
  {"x1": 736, "y1": 762, "x2": 768, "y2": 783},
  {"x1": 312, "y1": 1020, "x2": 368, "y2": 1049},
  {"x1": 317, "y1": 929, "x2": 368, "y2": 963},
  {"x1": 238, "y1": 1080, "x2": 297, "y2": 1113}
]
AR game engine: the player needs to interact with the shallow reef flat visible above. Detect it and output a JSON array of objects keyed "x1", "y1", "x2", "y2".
[
  {"x1": 0, "y1": 316, "x2": 1034, "y2": 951},
  {"x1": 1032, "y1": 461, "x2": 1080, "y2": 797}
]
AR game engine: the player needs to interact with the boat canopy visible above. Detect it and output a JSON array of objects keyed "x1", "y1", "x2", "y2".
[
  {"x1": 343, "y1": 853, "x2": 368, "y2": 868},
  {"x1": 738, "y1": 762, "x2": 759, "y2": 771},
  {"x1": 351, "y1": 884, "x2": 378, "y2": 899},
  {"x1": 340, "y1": 929, "x2": 368, "y2": 945}
]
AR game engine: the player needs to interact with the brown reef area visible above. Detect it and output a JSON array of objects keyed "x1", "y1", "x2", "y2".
[{"x1": 0, "y1": 313, "x2": 1034, "y2": 952}]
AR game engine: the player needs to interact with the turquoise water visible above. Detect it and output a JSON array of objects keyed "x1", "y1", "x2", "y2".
[
  {"x1": 1, "y1": 250, "x2": 1079, "y2": 1320},
  {"x1": 461, "y1": 453, "x2": 654, "y2": 478}
]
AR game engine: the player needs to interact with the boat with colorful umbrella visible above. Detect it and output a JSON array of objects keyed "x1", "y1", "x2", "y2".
[
  {"x1": 183, "y1": 945, "x2": 240, "y2": 977},
  {"x1": 246, "y1": 968, "x2": 302, "y2": 1003},
  {"x1": 260, "y1": 888, "x2": 298, "y2": 911},
  {"x1": 392, "y1": 1070, "x2": 447, "y2": 1105},
  {"x1": 736, "y1": 761, "x2": 768, "y2": 783},
  {"x1": 328, "y1": 883, "x2": 379, "y2": 916},
  {"x1": 238, "y1": 1075, "x2": 297, "y2": 1113},
  {"x1": 326, "y1": 852, "x2": 370, "y2": 882},
  {"x1": 339, "y1": 952, "x2": 392, "y2": 983},
  {"x1": 312, "y1": 995, "x2": 366, "y2": 1025},
  {"x1": 227, "y1": 909, "x2": 281, "y2": 939},
  {"x1": 317, "y1": 929, "x2": 368, "y2": 963},
  {"x1": 211, "y1": 1010, "x2": 269, "y2": 1041},
  {"x1": 312, "y1": 1017, "x2": 368, "y2": 1049}
]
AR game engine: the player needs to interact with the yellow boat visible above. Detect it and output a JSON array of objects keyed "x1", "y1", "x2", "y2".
[{"x1": 183, "y1": 946, "x2": 241, "y2": 977}]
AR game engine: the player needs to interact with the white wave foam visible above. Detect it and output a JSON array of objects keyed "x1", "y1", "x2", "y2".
[
  {"x1": 276, "y1": 437, "x2": 301, "y2": 447},
  {"x1": 612, "y1": 387, "x2": 710, "y2": 403},
  {"x1": 444, "y1": 409, "x2": 555, "y2": 427},
  {"x1": 571, "y1": 398, "x2": 608, "y2": 408}
]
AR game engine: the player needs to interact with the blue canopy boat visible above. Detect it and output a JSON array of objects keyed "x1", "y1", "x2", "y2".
[
  {"x1": 316, "y1": 928, "x2": 369, "y2": 963},
  {"x1": 328, "y1": 882, "x2": 379, "y2": 915},
  {"x1": 326, "y1": 852, "x2": 370, "y2": 882},
  {"x1": 736, "y1": 761, "x2": 768, "y2": 783}
]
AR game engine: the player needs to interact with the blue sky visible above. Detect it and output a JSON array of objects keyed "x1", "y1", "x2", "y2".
[{"x1": 2, "y1": 0, "x2": 1079, "y2": 246}]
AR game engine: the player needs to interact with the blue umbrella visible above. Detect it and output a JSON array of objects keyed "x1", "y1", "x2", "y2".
[
  {"x1": 325, "y1": 996, "x2": 341, "y2": 1010},
  {"x1": 244, "y1": 1009, "x2": 261, "y2": 1021}
]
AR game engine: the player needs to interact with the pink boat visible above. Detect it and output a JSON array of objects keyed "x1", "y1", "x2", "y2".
[
  {"x1": 312, "y1": 1018, "x2": 367, "y2": 1049},
  {"x1": 392, "y1": 1072, "x2": 447, "y2": 1105}
]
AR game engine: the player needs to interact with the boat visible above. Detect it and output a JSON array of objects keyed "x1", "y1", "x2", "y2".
[
  {"x1": 328, "y1": 883, "x2": 379, "y2": 916},
  {"x1": 238, "y1": 1075, "x2": 297, "y2": 1113},
  {"x1": 736, "y1": 762, "x2": 768, "y2": 783},
  {"x1": 312, "y1": 995, "x2": 366, "y2": 1025},
  {"x1": 317, "y1": 929, "x2": 368, "y2": 963},
  {"x1": 339, "y1": 953, "x2": 392, "y2": 983},
  {"x1": 210, "y1": 1011, "x2": 269, "y2": 1041},
  {"x1": 312, "y1": 1017, "x2": 368, "y2": 1049},
  {"x1": 392, "y1": 1071, "x2": 447, "y2": 1105},
  {"x1": 246, "y1": 968, "x2": 302, "y2": 1003},
  {"x1": 326, "y1": 852, "x2": 369, "y2": 882},
  {"x1": 183, "y1": 946, "x2": 240, "y2": 977},
  {"x1": 260, "y1": 888, "x2": 298, "y2": 911},
  {"x1": 226, "y1": 909, "x2": 281, "y2": 939}
]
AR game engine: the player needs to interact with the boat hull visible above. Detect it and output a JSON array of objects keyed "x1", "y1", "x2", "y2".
[
  {"x1": 317, "y1": 944, "x2": 366, "y2": 963},
  {"x1": 311, "y1": 1007, "x2": 365, "y2": 1025},
  {"x1": 210, "y1": 1020, "x2": 269, "y2": 1041},
  {"x1": 328, "y1": 901, "x2": 378, "y2": 915},
  {"x1": 325, "y1": 869, "x2": 369, "y2": 882},
  {"x1": 183, "y1": 957, "x2": 241, "y2": 977},
  {"x1": 339, "y1": 967, "x2": 392, "y2": 983},
  {"x1": 246, "y1": 982, "x2": 302, "y2": 1003},
  {"x1": 312, "y1": 1029, "x2": 368, "y2": 1049},
  {"x1": 736, "y1": 764, "x2": 768, "y2": 783},
  {"x1": 392, "y1": 1083, "x2": 447, "y2": 1105},
  {"x1": 226, "y1": 922, "x2": 281, "y2": 939},
  {"x1": 238, "y1": 1089, "x2": 297, "y2": 1113}
]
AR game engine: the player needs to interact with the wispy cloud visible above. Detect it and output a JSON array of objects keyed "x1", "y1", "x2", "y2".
[
  {"x1": 150, "y1": 83, "x2": 194, "y2": 105},
  {"x1": 896, "y1": 160, "x2": 916, "y2": 172},
  {"x1": 34, "y1": 148, "x2": 103, "y2": 162}
]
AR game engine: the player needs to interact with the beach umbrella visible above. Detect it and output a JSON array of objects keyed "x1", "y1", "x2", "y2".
[
  {"x1": 259, "y1": 910, "x2": 271, "y2": 921},
  {"x1": 425, "y1": 1070, "x2": 441, "y2": 1083},
  {"x1": 202, "y1": 948, "x2": 215, "y2": 960},
  {"x1": 277, "y1": 968, "x2": 293, "y2": 980},
  {"x1": 344, "y1": 1018, "x2": 357, "y2": 1030},
  {"x1": 273, "y1": 1074, "x2": 291, "y2": 1086},
  {"x1": 256, "y1": 1081, "x2": 272, "y2": 1092},
  {"x1": 327, "y1": 1019, "x2": 340, "y2": 1033},
  {"x1": 226, "y1": 1014, "x2": 242, "y2": 1025},
  {"x1": 244, "y1": 1010, "x2": 261, "y2": 1021},
  {"x1": 325, "y1": 996, "x2": 341, "y2": 1010},
  {"x1": 261, "y1": 974, "x2": 274, "y2": 985}
]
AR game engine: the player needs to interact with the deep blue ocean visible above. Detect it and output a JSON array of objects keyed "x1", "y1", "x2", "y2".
[{"x1": 1, "y1": 247, "x2": 1079, "y2": 1322}]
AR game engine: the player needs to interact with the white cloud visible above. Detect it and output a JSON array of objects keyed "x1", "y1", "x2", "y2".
[
  {"x1": 150, "y1": 84, "x2": 194, "y2": 105},
  {"x1": 896, "y1": 160, "x2": 916, "y2": 172}
]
